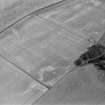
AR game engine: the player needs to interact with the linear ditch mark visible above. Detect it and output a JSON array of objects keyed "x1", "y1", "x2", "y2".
[
  {"x1": 0, "y1": 0, "x2": 66, "y2": 34},
  {"x1": 0, "y1": 54, "x2": 51, "y2": 89}
]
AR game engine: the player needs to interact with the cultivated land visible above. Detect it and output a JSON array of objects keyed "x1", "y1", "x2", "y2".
[{"x1": 0, "y1": 0, "x2": 105, "y2": 105}]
